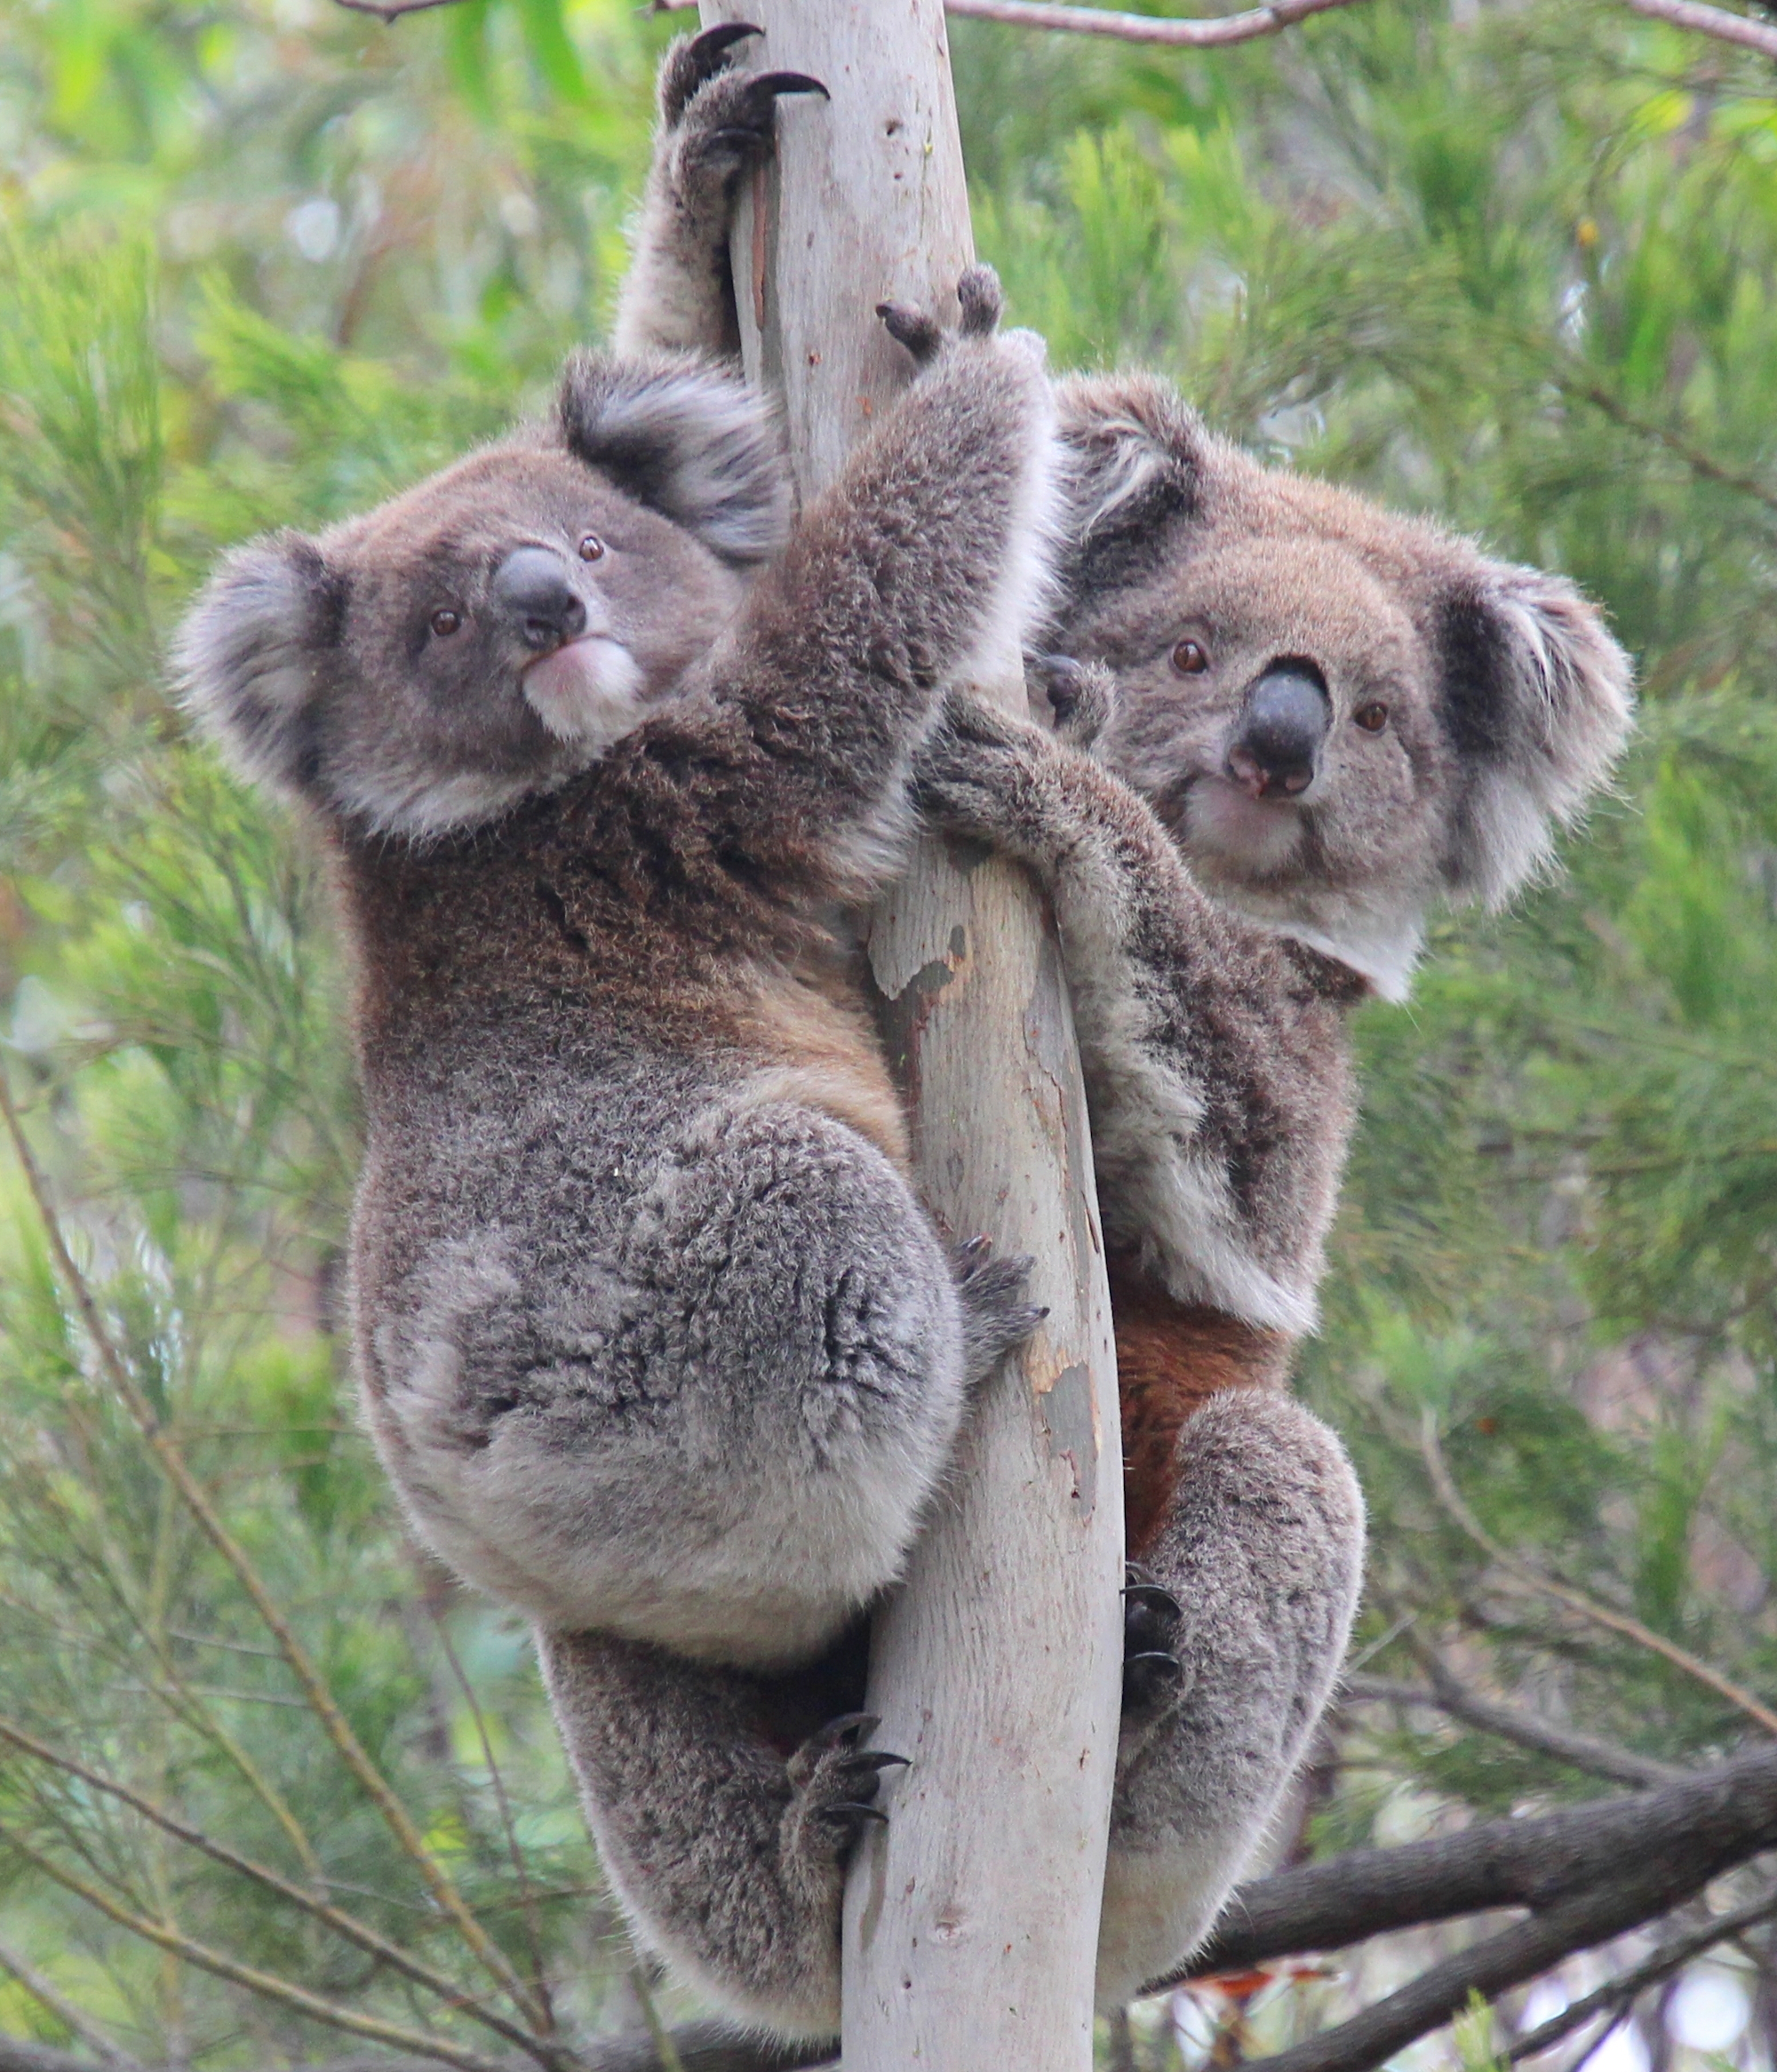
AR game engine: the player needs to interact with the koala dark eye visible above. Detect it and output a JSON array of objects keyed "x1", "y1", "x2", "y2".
[
  {"x1": 577, "y1": 535, "x2": 605, "y2": 562},
  {"x1": 429, "y1": 609, "x2": 462, "y2": 639},
  {"x1": 1353, "y1": 701, "x2": 1390, "y2": 734},
  {"x1": 1170, "y1": 638, "x2": 1209, "y2": 675}
]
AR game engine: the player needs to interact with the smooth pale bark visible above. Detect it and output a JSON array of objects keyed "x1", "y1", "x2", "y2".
[{"x1": 694, "y1": 4, "x2": 1124, "y2": 2066}]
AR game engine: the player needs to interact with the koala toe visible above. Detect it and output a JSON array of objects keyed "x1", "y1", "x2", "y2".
[
  {"x1": 786, "y1": 1714, "x2": 909, "y2": 1851},
  {"x1": 957, "y1": 263, "x2": 1004, "y2": 336},
  {"x1": 659, "y1": 21, "x2": 760, "y2": 125},
  {"x1": 952, "y1": 1240, "x2": 1046, "y2": 1386},
  {"x1": 679, "y1": 67, "x2": 827, "y2": 187},
  {"x1": 1122, "y1": 1563, "x2": 1186, "y2": 1718}
]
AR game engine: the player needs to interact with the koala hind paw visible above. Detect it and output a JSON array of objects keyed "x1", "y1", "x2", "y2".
[
  {"x1": 1122, "y1": 1562, "x2": 1185, "y2": 1719},
  {"x1": 672, "y1": 52, "x2": 827, "y2": 190},
  {"x1": 786, "y1": 1713, "x2": 909, "y2": 1848},
  {"x1": 952, "y1": 1237, "x2": 1046, "y2": 1386}
]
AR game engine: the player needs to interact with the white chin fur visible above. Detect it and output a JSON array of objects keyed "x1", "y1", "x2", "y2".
[
  {"x1": 522, "y1": 637, "x2": 648, "y2": 746},
  {"x1": 1182, "y1": 777, "x2": 1308, "y2": 876}
]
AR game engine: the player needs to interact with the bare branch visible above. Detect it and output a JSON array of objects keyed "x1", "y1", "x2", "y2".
[
  {"x1": 1620, "y1": 0, "x2": 1777, "y2": 60},
  {"x1": 642, "y1": 0, "x2": 1375, "y2": 42},
  {"x1": 1343, "y1": 1669, "x2": 1687, "y2": 1789},
  {"x1": 1419, "y1": 1412, "x2": 1777, "y2": 1736},
  {"x1": 1176, "y1": 1743, "x2": 1777, "y2": 1983},
  {"x1": 1128, "y1": 1745, "x2": 1777, "y2": 2072},
  {"x1": 934, "y1": 0, "x2": 1374, "y2": 44},
  {"x1": 1510, "y1": 1887, "x2": 1777, "y2": 2061},
  {"x1": 331, "y1": 0, "x2": 465, "y2": 20},
  {"x1": 0, "y1": 1069, "x2": 546, "y2": 2034}
]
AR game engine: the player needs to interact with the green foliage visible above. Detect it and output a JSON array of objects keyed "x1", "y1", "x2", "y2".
[{"x1": 1, "y1": 0, "x2": 1774, "y2": 2062}]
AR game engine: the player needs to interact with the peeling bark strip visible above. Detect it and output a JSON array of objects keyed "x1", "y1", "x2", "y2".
[{"x1": 697, "y1": 4, "x2": 1124, "y2": 2066}]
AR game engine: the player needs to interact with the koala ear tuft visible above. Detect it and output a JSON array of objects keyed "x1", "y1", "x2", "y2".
[
  {"x1": 556, "y1": 352, "x2": 791, "y2": 567},
  {"x1": 1051, "y1": 373, "x2": 1205, "y2": 587},
  {"x1": 1437, "y1": 562, "x2": 1634, "y2": 908},
  {"x1": 173, "y1": 532, "x2": 345, "y2": 804}
]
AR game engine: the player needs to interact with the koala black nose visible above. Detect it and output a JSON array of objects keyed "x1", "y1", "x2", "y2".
[
  {"x1": 1226, "y1": 661, "x2": 1330, "y2": 800},
  {"x1": 491, "y1": 547, "x2": 587, "y2": 653}
]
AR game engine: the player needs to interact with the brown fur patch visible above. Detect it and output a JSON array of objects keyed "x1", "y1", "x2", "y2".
[
  {"x1": 1112, "y1": 1257, "x2": 1294, "y2": 1558},
  {"x1": 737, "y1": 960, "x2": 912, "y2": 1171}
]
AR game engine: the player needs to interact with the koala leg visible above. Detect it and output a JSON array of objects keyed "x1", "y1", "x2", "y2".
[
  {"x1": 380, "y1": 1097, "x2": 1040, "y2": 1670},
  {"x1": 613, "y1": 27, "x2": 826, "y2": 360},
  {"x1": 539, "y1": 1625, "x2": 889, "y2": 2042},
  {"x1": 1096, "y1": 1385, "x2": 1365, "y2": 2009}
]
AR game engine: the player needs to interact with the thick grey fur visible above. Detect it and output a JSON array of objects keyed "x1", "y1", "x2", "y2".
[{"x1": 176, "y1": 242, "x2": 1056, "y2": 2040}]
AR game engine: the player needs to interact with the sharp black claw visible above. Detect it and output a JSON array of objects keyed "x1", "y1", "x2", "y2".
[
  {"x1": 689, "y1": 21, "x2": 762, "y2": 60},
  {"x1": 1123, "y1": 1581, "x2": 1183, "y2": 1619},
  {"x1": 829, "y1": 1802, "x2": 890, "y2": 1825},
  {"x1": 1125, "y1": 1651, "x2": 1183, "y2": 1680},
  {"x1": 852, "y1": 1750, "x2": 912, "y2": 1773},
  {"x1": 822, "y1": 1711, "x2": 880, "y2": 1747},
  {"x1": 753, "y1": 69, "x2": 829, "y2": 100}
]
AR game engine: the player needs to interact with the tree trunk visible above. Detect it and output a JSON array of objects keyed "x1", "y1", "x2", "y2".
[{"x1": 695, "y1": 4, "x2": 1124, "y2": 2066}]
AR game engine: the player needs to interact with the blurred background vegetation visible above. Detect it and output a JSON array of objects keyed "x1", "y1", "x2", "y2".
[{"x1": 2, "y1": 2, "x2": 1775, "y2": 2068}]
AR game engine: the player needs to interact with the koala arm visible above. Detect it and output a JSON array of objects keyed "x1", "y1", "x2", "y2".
[
  {"x1": 613, "y1": 28, "x2": 825, "y2": 363},
  {"x1": 669, "y1": 273, "x2": 1057, "y2": 900},
  {"x1": 912, "y1": 686, "x2": 1354, "y2": 1336}
]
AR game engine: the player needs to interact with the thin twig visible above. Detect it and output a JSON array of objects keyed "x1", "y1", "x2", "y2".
[
  {"x1": 425, "y1": 1599, "x2": 555, "y2": 2033},
  {"x1": 0, "y1": 1822, "x2": 516, "y2": 2072},
  {"x1": 1619, "y1": 0, "x2": 1777, "y2": 60},
  {"x1": 1510, "y1": 1888, "x2": 1777, "y2": 2060},
  {"x1": 1344, "y1": 1667, "x2": 1687, "y2": 1788},
  {"x1": 0, "y1": 1069, "x2": 548, "y2": 2036},
  {"x1": 628, "y1": 1968, "x2": 688, "y2": 2072},
  {"x1": 934, "y1": 0, "x2": 1374, "y2": 44},
  {"x1": 0, "y1": 1719, "x2": 556, "y2": 2067},
  {"x1": 1419, "y1": 1410, "x2": 1777, "y2": 1736},
  {"x1": 332, "y1": 0, "x2": 466, "y2": 18},
  {"x1": 0, "y1": 1932, "x2": 146, "y2": 2071}
]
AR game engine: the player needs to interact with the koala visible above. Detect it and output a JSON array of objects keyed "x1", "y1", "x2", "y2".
[
  {"x1": 609, "y1": 19, "x2": 1634, "y2": 2025},
  {"x1": 175, "y1": 265, "x2": 1060, "y2": 2036}
]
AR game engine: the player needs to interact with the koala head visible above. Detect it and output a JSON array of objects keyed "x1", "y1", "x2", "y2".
[
  {"x1": 175, "y1": 355, "x2": 790, "y2": 841},
  {"x1": 1050, "y1": 375, "x2": 1634, "y2": 1000}
]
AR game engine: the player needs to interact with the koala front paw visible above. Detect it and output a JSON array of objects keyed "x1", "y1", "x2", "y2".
[
  {"x1": 1122, "y1": 1561, "x2": 1185, "y2": 1720},
  {"x1": 912, "y1": 688, "x2": 1059, "y2": 861},
  {"x1": 1029, "y1": 653, "x2": 1118, "y2": 753},
  {"x1": 952, "y1": 1234, "x2": 1046, "y2": 1387},
  {"x1": 661, "y1": 24, "x2": 826, "y2": 202},
  {"x1": 784, "y1": 1712, "x2": 909, "y2": 1857}
]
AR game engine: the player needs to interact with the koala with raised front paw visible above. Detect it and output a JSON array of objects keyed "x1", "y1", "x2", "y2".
[
  {"x1": 613, "y1": 18, "x2": 1633, "y2": 2022},
  {"x1": 177, "y1": 258, "x2": 1057, "y2": 2038}
]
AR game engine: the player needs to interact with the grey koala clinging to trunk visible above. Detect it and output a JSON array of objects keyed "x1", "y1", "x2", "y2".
[
  {"x1": 176, "y1": 259, "x2": 1058, "y2": 2036},
  {"x1": 613, "y1": 19, "x2": 1632, "y2": 2023}
]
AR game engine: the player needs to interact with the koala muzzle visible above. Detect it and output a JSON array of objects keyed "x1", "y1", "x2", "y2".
[
  {"x1": 492, "y1": 547, "x2": 589, "y2": 653},
  {"x1": 1226, "y1": 662, "x2": 1329, "y2": 800}
]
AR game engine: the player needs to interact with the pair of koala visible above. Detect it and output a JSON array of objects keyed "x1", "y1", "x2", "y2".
[{"x1": 176, "y1": 27, "x2": 1632, "y2": 2044}]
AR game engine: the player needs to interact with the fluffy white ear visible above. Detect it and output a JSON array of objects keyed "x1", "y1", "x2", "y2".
[
  {"x1": 1438, "y1": 563, "x2": 1635, "y2": 908},
  {"x1": 173, "y1": 532, "x2": 342, "y2": 803},
  {"x1": 556, "y1": 352, "x2": 790, "y2": 567},
  {"x1": 1051, "y1": 372, "x2": 1206, "y2": 584}
]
